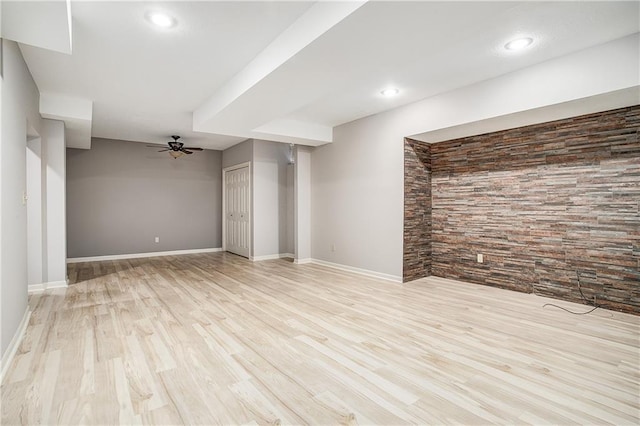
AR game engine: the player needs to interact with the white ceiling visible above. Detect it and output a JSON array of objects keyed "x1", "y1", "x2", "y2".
[{"x1": 13, "y1": 1, "x2": 640, "y2": 150}]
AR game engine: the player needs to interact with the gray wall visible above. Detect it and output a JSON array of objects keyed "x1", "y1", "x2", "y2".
[
  {"x1": 294, "y1": 146, "x2": 312, "y2": 261},
  {"x1": 222, "y1": 139, "x2": 253, "y2": 168},
  {"x1": 286, "y1": 162, "x2": 294, "y2": 254},
  {"x1": 1, "y1": 40, "x2": 42, "y2": 356},
  {"x1": 311, "y1": 113, "x2": 405, "y2": 280},
  {"x1": 66, "y1": 138, "x2": 223, "y2": 258},
  {"x1": 253, "y1": 140, "x2": 293, "y2": 257}
]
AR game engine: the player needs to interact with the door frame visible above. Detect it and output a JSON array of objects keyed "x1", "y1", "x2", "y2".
[{"x1": 222, "y1": 161, "x2": 252, "y2": 256}]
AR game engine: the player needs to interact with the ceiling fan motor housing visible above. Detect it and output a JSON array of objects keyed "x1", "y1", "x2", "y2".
[{"x1": 148, "y1": 135, "x2": 202, "y2": 157}]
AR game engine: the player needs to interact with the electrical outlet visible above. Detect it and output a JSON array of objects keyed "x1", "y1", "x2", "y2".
[
  {"x1": 155, "y1": 237, "x2": 160, "y2": 243},
  {"x1": 477, "y1": 253, "x2": 484, "y2": 263}
]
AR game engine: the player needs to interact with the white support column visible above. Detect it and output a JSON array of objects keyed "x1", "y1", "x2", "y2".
[
  {"x1": 294, "y1": 146, "x2": 311, "y2": 263},
  {"x1": 26, "y1": 136, "x2": 43, "y2": 286},
  {"x1": 43, "y1": 119, "x2": 66, "y2": 286}
]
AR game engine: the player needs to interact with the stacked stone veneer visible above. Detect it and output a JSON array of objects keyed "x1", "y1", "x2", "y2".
[
  {"x1": 403, "y1": 105, "x2": 640, "y2": 314},
  {"x1": 404, "y1": 139, "x2": 431, "y2": 281}
]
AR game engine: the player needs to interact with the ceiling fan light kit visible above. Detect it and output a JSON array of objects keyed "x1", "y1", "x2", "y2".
[{"x1": 148, "y1": 135, "x2": 203, "y2": 159}]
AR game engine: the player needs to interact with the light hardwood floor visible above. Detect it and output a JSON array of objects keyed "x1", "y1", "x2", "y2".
[{"x1": 1, "y1": 252, "x2": 639, "y2": 425}]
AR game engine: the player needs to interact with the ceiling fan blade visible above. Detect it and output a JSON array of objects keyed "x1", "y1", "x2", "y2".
[
  {"x1": 183, "y1": 147, "x2": 203, "y2": 151},
  {"x1": 183, "y1": 150, "x2": 194, "y2": 154},
  {"x1": 146, "y1": 145, "x2": 163, "y2": 148},
  {"x1": 157, "y1": 149, "x2": 170, "y2": 152}
]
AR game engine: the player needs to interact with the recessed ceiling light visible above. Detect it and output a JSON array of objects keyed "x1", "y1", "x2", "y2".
[
  {"x1": 381, "y1": 88, "x2": 400, "y2": 97},
  {"x1": 505, "y1": 37, "x2": 533, "y2": 51},
  {"x1": 147, "y1": 12, "x2": 176, "y2": 28}
]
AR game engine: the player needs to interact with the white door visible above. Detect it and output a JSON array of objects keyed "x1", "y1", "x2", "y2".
[{"x1": 223, "y1": 164, "x2": 251, "y2": 258}]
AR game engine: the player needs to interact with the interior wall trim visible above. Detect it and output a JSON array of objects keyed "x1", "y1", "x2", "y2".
[
  {"x1": 251, "y1": 253, "x2": 294, "y2": 261},
  {"x1": 27, "y1": 279, "x2": 69, "y2": 293},
  {"x1": 67, "y1": 247, "x2": 223, "y2": 263},
  {"x1": 0, "y1": 308, "x2": 31, "y2": 382},
  {"x1": 310, "y1": 258, "x2": 402, "y2": 283}
]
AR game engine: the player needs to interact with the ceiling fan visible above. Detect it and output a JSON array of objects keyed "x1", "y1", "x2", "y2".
[{"x1": 149, "y1": 135, "x2": 203, "y2": 159}]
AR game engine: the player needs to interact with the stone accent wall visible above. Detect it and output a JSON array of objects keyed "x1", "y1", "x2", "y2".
[
  {"x1": 403, "y1": 139, "x2": 431, "y2": 282},
  {"x1": 404, "y1": 105, "x2": 640, "y2": 314}
]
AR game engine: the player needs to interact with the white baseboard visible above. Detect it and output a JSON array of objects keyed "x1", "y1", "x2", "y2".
[
  {"x1": 309, "y1": 258, "x2": 402, "y2": 283},
  {"x1": 67, "y1": 247, "x2": 223, "y2": 263},
  {"x1": 28, "y1": 279, "x2": 69, "y2": 293},
  {"x1": 251, "y1": 253, "x2": 294, "y2": 261},
  {"x1": 294, "y1": 258, "x2": 313, "y2": 265},
  {"x1": 1, "y1": 308, "x2": 31, "y2": 382}
]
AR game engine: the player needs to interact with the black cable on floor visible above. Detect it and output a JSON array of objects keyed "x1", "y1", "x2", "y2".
[
  {"x1": 542, "y1": 302, "x2": 599, "y2": 315},
  {"x1": 538, "y1": 270, "x2": 600, "y2": 315}
]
